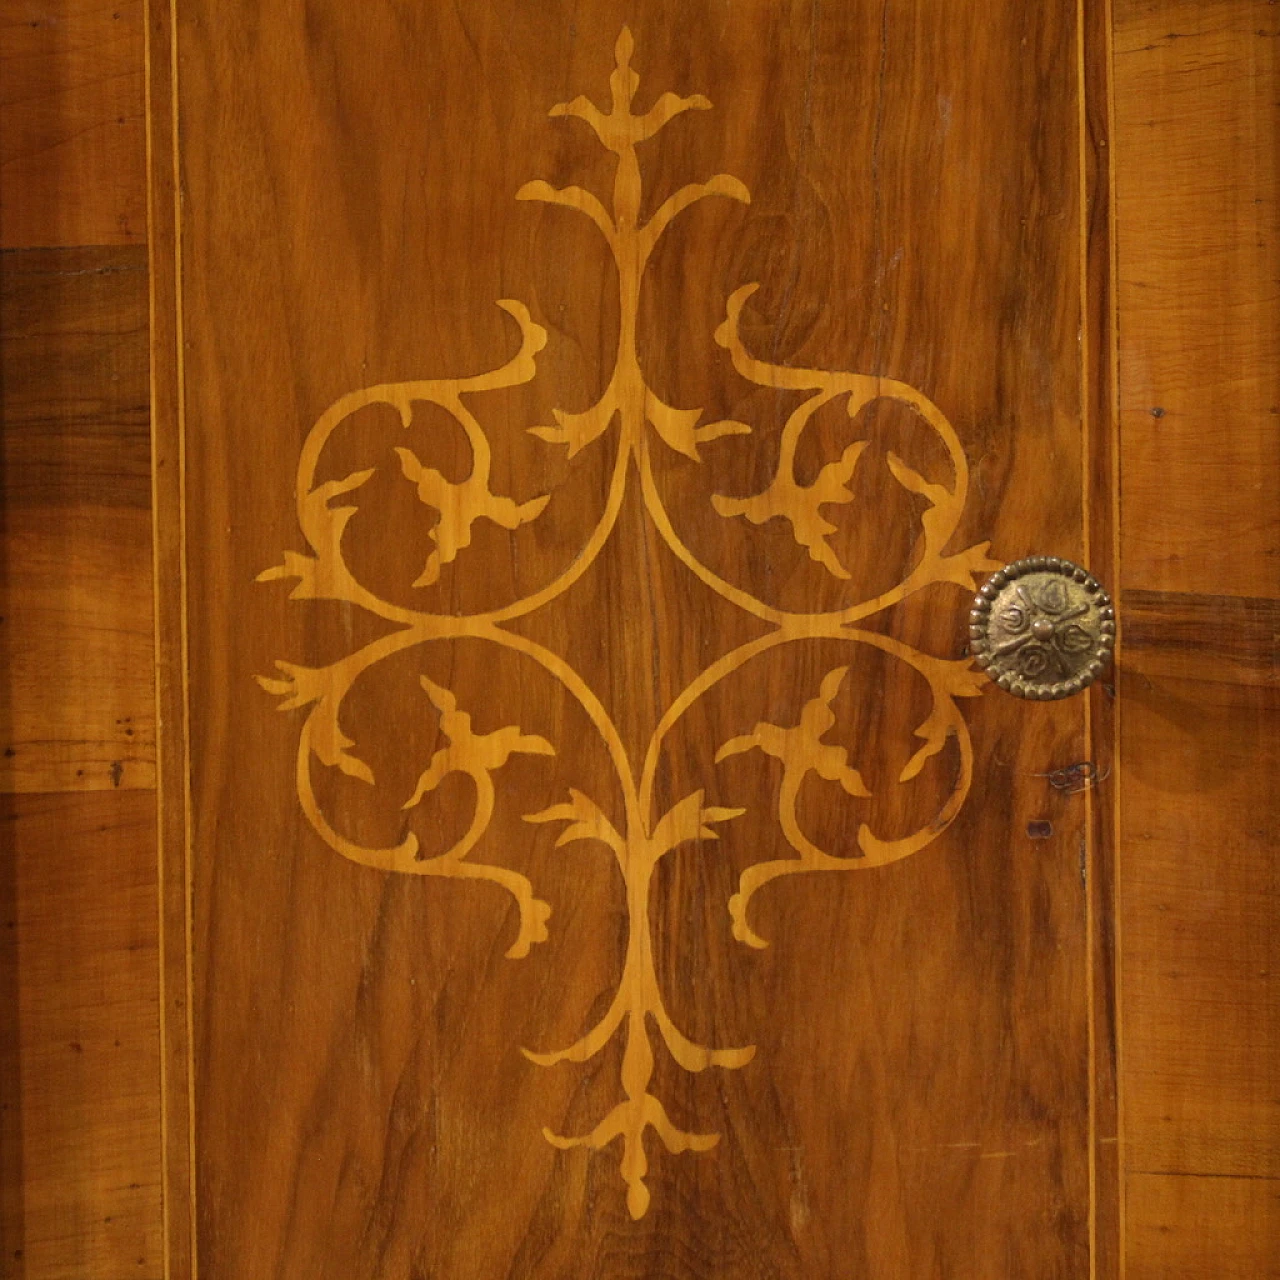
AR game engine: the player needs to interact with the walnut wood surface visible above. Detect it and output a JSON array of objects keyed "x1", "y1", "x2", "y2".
[
  {"x1": 1079, "y1": 4, "x2": 1122, "y2": 1271},
  {"x1": 0, "y1": 8, "x2": 159, "y2": 1265},
  {"x1": 0, "y1": 246, "x2": 154, "y2": 793},
  {"x1": 1127, "y1": 1172, "x2": 1280, "y2": 1279},
  {"x1": 0, "y1": 237, "x2": 161, "y2": 1280},
  {"x1": 151, "y1": 3, "x2": 1110, "y2": 1275},
  {"x1": 1113, "y1": 2, "x2": 1280, "y2": 1274},
  {"x1": 1122, "y1": 589, "x2": 1280, "y2": 687},
  {"x1": 1120, "y1": 645, "x2": 1278, "y2": 1177},
  {"x1": 0, "y1": 0, "x2": 147, "y2": 248},
  {"x1": 0, "y1": 0, "x2": 1272, "y2": 1276},
  {"x1": 1114, "y1": 0, "x2": 1280, "y2": 598},
  {"x1": 0, "y1": 791, "x2": 161, "y2": 1278}
]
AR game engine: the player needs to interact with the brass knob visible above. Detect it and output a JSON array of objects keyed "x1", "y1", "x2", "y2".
[{"x1": 969, "y1": 557, "x2": 1115, "y2": 700}]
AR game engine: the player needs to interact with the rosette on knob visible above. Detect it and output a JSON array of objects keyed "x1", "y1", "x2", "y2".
[{"x1": 970, "y1": 557, "x2": 1115, "y2": 700}]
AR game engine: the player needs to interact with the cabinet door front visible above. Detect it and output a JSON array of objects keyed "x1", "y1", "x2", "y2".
[{"x1": 151, "y1": 4, "x2": 1115, "y2": 1276}]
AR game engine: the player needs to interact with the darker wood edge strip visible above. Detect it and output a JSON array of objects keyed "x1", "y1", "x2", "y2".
[{"x1": 1082, "y1": 0, "x2": 1123, "y2": 1274}]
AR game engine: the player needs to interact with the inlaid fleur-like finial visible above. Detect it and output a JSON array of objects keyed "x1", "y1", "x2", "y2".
[{"x1": 544, "y1": 26, "x2": 714, "y2": 152}]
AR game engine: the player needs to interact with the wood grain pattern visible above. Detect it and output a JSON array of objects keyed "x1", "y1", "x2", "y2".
[
  {"x1": 1122, "y1": 589, "x2": 1279, "y2": 687},
  {"x1": 0, "y1": 0, "x2": 1261, "y2": 1276},
  {"x1": 1, "y1": 3, "x2": 160, "y2": 1266},
  {"x1": 1112, "y1": 4, "x2": 1280, "y2": 1274},
  {"x1": 0, "y1": 245, "x2": 154, "y2": 793},
  {"x1": 143, "y1": 0, "x2": 195, "y2": 1271},
  {"x1": 0, "y1": 0, "x2": 147, "y2": 248},
  {"x1": 0, "y1": 790, "x2": 161, "y2": 1279},
  {"x1": 1119, "y1": 634, "x2": 1279, "y2": 1178},
  {"x1": 1113, "y1": 0, "x2": 1280, "y2": 598},
  {"x1": 1079, "y1": 3, "x2": 1123, "y2": 1269},
  {"x1": 153, "y1": 1, "x2": 1112, "y2": 1274},
  {"x1": 1126, "y1": 1172, "x2": 1280, "y2": 1279}
]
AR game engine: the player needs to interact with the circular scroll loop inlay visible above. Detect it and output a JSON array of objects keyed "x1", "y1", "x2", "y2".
[{"x1": 970, "y1": 557, "x2": 1115, "y2": 700}]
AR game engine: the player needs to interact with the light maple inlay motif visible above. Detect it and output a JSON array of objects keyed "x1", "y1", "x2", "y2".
[{"x1": 257, "y1": 28, "x2": 998, "y2": 1219}]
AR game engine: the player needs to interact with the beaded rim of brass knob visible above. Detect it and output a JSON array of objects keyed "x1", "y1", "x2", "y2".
[{"x1": 969, "y1": 557, "x2": 1116, "y2": 700}]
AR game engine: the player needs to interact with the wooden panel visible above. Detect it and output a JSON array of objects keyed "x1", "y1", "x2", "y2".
[
  {"x1": 1113, "y1": 0, "x2": 1280, "y2": 598},
  {"x1": 0, "y1": 245, "x2": 155, "y2": 792},
  {"x1": 0, "y1": 790, "x2": 162, "y2": 1279},
  {"x1": 154, "y1": 2, "x2": 1112, "y2": 1275},
  {"x1": 1119, "y1": 637, "x2": 1280, "y2": 1178},
  {"x1": 0, "y1": 0, "x2": 147, "y2": 248},
  {"x1": 1127, "y1": 1172, "x2": 1280, "y2": 1279},
  {"x1": 1113, "y1": 4, "x2": 1280, "y2": 1273}
]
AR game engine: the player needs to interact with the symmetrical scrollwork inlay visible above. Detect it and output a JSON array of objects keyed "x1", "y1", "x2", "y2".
[{"x1": 257, "y1": 28, "x2": 999, "y2": 1219}]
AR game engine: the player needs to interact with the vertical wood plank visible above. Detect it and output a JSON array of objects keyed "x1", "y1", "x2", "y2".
[
  {"x1": 1113, "y1": 3, "x2": 1280, "y2": 1274},
  {"x1": 1082, "y1": 0, "x2": 1123, "y2": 1270},
  {"x1": 1, "y1": 7, "x2": 159, "y2": 1272}
]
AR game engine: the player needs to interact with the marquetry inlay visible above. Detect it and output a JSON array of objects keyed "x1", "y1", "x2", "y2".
[{"x1": 257, "y1": 28, "x2": 998, "y2": 1218}]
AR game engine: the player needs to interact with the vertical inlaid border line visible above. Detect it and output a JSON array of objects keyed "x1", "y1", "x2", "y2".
[
  {"x1": 145, "y1": 0, "x2": 196, "y2": 1276},
  {"x1": 1076, "y1": 14, "x2": 1096, "y2": 1272},
  {"x1": 1102, "y1": 0, "x2": 1125, "y2": 1272},
  {"x1": 1079, "y1": 1, "x2": 1123, "y2": 1277}
]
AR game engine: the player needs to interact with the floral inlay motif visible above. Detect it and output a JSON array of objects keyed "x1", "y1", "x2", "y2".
[{"x1": 256, "y1": 29, "x2": 998, "y2": 1218}]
